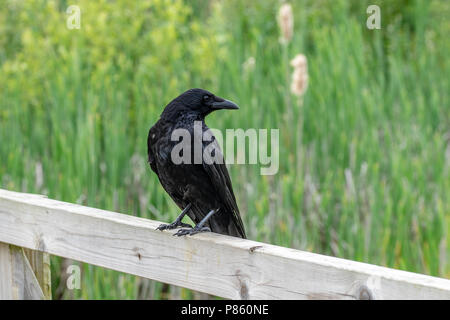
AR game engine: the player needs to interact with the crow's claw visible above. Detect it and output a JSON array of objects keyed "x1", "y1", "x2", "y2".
[
  {"x1": 156, "y1": 221, "x2": 193, "y2": 231},
  {"x1": 173, "y1": 226, "x2": 211, "y2": 237},
  {"x1": 156, "y1": 203, "x2": 193, "y2": 231}
]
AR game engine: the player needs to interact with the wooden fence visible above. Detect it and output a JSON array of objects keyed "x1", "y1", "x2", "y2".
[{"x1": 0, "y1": 188, "x2": 449, "y2": 300}]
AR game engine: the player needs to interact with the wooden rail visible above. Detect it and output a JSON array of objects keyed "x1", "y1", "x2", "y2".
[{"x1": 0, "y1": 188, "x2": 449, "y2": 300}]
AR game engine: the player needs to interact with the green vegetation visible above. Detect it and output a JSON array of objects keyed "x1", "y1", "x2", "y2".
[{"x1": 0, "y1": 0, "x2": 448, "y2": 299}]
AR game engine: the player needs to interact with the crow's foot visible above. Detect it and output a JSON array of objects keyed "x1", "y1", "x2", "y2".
[
  {"x1": 173, "y1": 226, "x2": 211, "y2": 237},
  {"x1": 156, "y1": 203, "x2": 193, "y2": 231},
  {"x1": 156, "y1": 221, "x2": 192, "y2": 231}
]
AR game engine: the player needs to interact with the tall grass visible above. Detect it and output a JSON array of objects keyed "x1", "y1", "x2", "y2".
[{"x1": 0, "y1": 0, "x2": 448, "y2": 299}]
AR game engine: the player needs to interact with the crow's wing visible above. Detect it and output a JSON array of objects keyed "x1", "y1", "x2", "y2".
[
  {"x1": 202, "y1": 138, "x2": 246, "y2": 238},
  {"x1": 147, "y1": 126, "x2": 158, "y2": 174}
]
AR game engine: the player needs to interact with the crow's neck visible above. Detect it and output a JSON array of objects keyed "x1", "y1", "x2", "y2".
[
  {"x1": 161, "y1": 108, "x2": 204, "y2": 124},
  {"x1": 176, "y1": 113, "x2": 205, "y2": 127}
]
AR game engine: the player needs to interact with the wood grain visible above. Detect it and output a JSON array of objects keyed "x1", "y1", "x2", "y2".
[
  {"x1": 0, "y1": 188, "x2": 449, "y2": 300},
  {"x1": 23, "y1": 249, "x2": 52, "y2": 299},
  {"x1": 0, "y1": 243, "x2": 45, "y2": 299},
  {"x1": 0, "y1": 243, "x2": 13, "y2": 299}
]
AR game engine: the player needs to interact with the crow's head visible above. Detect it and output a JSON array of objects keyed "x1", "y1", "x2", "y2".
[{"x1": 162, "y1": 88, "x2": 239, "y2": 120}]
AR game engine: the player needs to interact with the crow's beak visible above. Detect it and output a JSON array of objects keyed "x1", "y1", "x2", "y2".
[{"x1": 211, "y1": 98, "x2": 239, "y2": 110}]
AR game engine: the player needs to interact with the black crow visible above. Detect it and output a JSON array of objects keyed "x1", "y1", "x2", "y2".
[{"x1": 147, "y1": 89, "x2": 246, "y2": 238}]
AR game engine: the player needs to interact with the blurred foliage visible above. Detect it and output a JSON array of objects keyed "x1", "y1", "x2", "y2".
[{"x1": 0, "y1": 0, "x2": 449, "y2": 299}]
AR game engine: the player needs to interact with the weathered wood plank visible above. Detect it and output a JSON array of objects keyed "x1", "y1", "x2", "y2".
[
  {"x1": 10, "y1": 245, "x2": 45, "y2": 300},
  {"x1": 0, "y1": 243, "x2": 14, "y2": 299},
  {"x1": 0, "y1": 243, "x2": 45, "y2": 300},
  {"x1": 0, "y1": 188, "x2": 449, "y2": 300},
  {"x1": 23, "y1": 249, "x2": 52, "y2": 299}
]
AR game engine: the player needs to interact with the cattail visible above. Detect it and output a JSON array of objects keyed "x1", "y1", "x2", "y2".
[
  {"x1": 35, "y1": 162, "x2": 44, "y2": 190},
  {"x1": 242, "y1": 56, "x2": 256, "y2": 73},
  {"x1": 278, "y1": 3, "x2": 293, "y2": 44},
  {"x1": 290, "y1": 54, "x2": 308, "y2": 97}
]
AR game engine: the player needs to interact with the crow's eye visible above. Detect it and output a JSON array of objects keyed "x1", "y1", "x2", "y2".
[{"x1": 203, "y1": 95, "x2": 211, "y2": 102}]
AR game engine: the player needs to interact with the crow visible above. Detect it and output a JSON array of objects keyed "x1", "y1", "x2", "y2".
[{"x1": 147, "y1": 88, "x2": 246, "y2": 238}]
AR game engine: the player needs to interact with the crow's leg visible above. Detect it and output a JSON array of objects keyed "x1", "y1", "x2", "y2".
[
  {"x1": 173, "y1": 208, "x2": 219, "y2": 237},
  {"x1": 156, "y1": 203, "x2": 193, "y2": 231}
]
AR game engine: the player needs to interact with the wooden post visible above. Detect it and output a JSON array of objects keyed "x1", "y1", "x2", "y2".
[
  {"x1": 23, "y1": 250, "x2": 52, "y2": 299},
  {"x1": 0, "y1": 242, "x2": 50, "y2": 300},
  {"x1": 0, "y1": 243, "x2": 13, "y2": 299}
]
